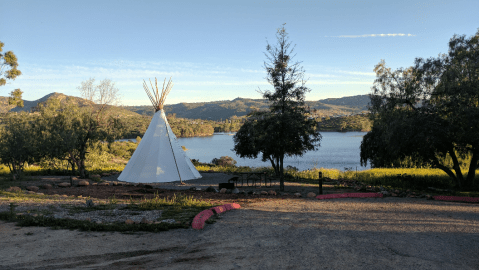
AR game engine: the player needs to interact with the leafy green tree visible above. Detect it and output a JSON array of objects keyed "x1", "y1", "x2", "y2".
[
  {"x1": 234, "y1": 24, "x2": 321, "y2": 191},
  {"x1": 361, "y1": 30, "x2": 479, "y2": 189},
  {"x1": 0, "y1": 112, "x2": 38, "y2": 178},
  {"x1": 0, "y1": 41, "x2": 22, "y2": 87},
  {"x1": 36, "y1": 79, "x2": 123, "y2": 178},
  {"x1": 8, "y1": 89, "x2": 23, "y2": 108}
]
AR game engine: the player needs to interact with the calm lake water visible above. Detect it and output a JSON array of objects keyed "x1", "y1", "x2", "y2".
[
  {"x1": 116, "y1": 132, "x2": 370, "y2": 171},
  {"x1": 176, "y1": 132, "x2": 369, "y2": 171}
]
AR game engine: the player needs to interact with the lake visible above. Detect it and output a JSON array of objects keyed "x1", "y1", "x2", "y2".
[
  {"x1": 121, "y1": 132, "x2": 370, "y2": 171},
  {"x1": 181, "y1": 132, "x2": 369, "y2": 171}
]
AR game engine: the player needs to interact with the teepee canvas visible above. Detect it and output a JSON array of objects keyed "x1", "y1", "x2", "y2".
[{"x1": 118, "y1": 77, "x2": 202, "y2": 183}]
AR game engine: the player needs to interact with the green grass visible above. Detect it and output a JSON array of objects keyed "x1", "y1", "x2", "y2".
[{"x1": 0, "y1": 192, "x2": 220, "y2": 233}]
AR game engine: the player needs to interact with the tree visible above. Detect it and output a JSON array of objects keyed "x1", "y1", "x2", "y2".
[
  {"x1": 233, "y1": 24, "x2": 321, "y2": 191},
  {"x1": 360, "y1": 29, "x2": 479, "y2": 189},
  {"x1": 36, "y1": 79, "x2": 123, "y2": 179},
  {"x1": 0, "y1": 112, "x2": 38, "y2": 179},
  {"x1": 8, "y1": 89, "x2": 24, "y2": 108},
  {"x1": 0, "y1": 41, "x2": 22, "y2": 87}
]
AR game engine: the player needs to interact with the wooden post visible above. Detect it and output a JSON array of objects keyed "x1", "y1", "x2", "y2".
[{"x1": 318, "y1": 172, "x2": 323, "y2": 195}]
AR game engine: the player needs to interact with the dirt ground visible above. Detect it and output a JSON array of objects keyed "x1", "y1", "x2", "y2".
[{"x1": 1, "y1": 173, "x2": 478, "y2": 269}]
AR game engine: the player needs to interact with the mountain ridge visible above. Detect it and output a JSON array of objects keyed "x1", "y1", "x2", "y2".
[{"x1": 0, "y1": 92, "x2": 370, "y2": 120}]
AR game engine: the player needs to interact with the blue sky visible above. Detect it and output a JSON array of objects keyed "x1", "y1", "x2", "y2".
[{"x1": 1, "y1": 0, "x2": 478, "y2": 106}]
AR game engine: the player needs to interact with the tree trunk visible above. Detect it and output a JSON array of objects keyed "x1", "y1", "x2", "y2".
[
  {"x1": 448, "y1": 147, "x2": 465, "y2": 187},
  {"x1": 465, "y1": 151, "x2": 478, "y2": 189},
  {"x1": 279, "y1": 155, "x2": 284, "y2": 191},
  {"x1": 432, "y1": 156, "x2": 461, "y2": 189}
]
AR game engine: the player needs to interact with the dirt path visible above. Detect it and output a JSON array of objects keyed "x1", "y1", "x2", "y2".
[{"x1": 1, "y1": 197, "x2": 478, "y2": 269}]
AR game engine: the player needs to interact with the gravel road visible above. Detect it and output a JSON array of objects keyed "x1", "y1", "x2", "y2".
[{"x1": 1, "y1": 197, "x2": 478, "y2": 269}]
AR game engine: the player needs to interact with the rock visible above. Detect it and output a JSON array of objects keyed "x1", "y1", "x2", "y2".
[
  {"x1": 294, "y1": 193, "x2": 302, "y2": 197},
  {"x1": 307, "y1": 192, "x2": 316, "y2": 198},
  {"x1": 426, "y1": 194, "x2": 433, "y2": 200},
  {"x1": 399, "y1": 192, "x2": 407, "y2": 197},
  {"x1": 26, "y1": 186, "x2": 39, "y2": 192},
  {"x1": 380, "y1": 191, "x2": 390, "y2": 196},
  {"x1": 92, "y1": 183, "x2": 98, "y2": 186},
  {"x1": 225, "y1": 189, "x2": 232, "y2": 194},
  {"x1": 189, "y1": 187, "x2": 197, "y2": 191},
  {"x1": 125, "y1": 219, "x2": 134, "y2": 225},
  {"x1": 268, "y1": 190, "x2": 277, "y2": 196},
  {"x1": 78, "y1": 180, "x2": 90, "y2": 186},
  {"x1": 35, "y1": 193, "x2": 44, "y2": 196},
  {"x1": 220, "y1": 188, "x2": 227, "y2": 194},
  {"x1": 101, "y1": 173, "x2": 110, "y2": 177},
  {"x1": 260, "y1": 191, "x2": 268, "y2": 195},
  {"x1": 85, "y1": 218, "x2": 91, "y2": 222},
  {"x1": 379, "y1": 186, "x2": 386, "y2": 191},
  {"x1": 98, "y1": 182, "x2": 109, "y2": 186},
  {"x1": 232, "y1": 188, "x2": 240, "y2": 194},
  {"x1": 27, "y1": 191, "x2": 36, "y2": 194},
  {"x1": 41, "y1": 184, "x2": 53, "y2": 189},
  {"x1": 140, "y1": 217, "x2": 149, "y2": 224},
  {"x1": 86, "y1": 199, "x2": 95, "y2": 207},
  {"x1": 6, "y1": 186, "x2": 21, "y2": 192},
  {"x1": 391, "y1": 193, "x2": 398, "y2": 197},
  {"x1": 90, "y1": 174, "x2": 101, "y2": 179},
  {"x1": 206, "y1": 186, "x2": 218, "y2": 193},
  {"x1": 58, "y1": 182, "x2": 71, "y2": 187}
]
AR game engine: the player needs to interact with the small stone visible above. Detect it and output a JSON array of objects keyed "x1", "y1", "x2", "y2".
[
  {"x1": 78, "y1": 180, "x2": 90, "y2": 186},
  {"x1": 206, "y1": 186, "x2": 217, "y2": 192},
  {"x1": 26, "y1": 186, "x2": 39, "y2": 192},
  {"x1": 86, "y1": 199, "x2": 95, "y2": 207},
  {"x1": 90, "y1": 174, "x2": 101, "y2": 179},
  {"x1": 260, "y1": 191, "x2": 268, "y2": 195},
  {"x1": 125, "y1": 219, "x2": 134, "y2": 225},
  {"x1": 41, "y1": 184, "x2": 53, "y2": 189},
  {"x1": 220, "y1": 188, "x2": 227, "y2": 194},
  {"x1": 294, "y1": 193, "x2": 302, "y2": 197},
  {"x1": 307, "y1": 192, "x2": 316, "y2": 198},
  {"x1": 27, "y1": 191, "x2": 36, "y2": 194},
  {"x1": 232, "y1": 188, "x2": 240, "y2": 194},
  {"x1": 268, "y1": 190, "x2": 276, "y2": 196},
  {"x1": 61, "y1": 194, "x2": 68, "y2": 197},
  {"x1": 98, "y1": 182, "x2": 109, "y2": 186},
  {"x1": 391, "y1": 193, "x2": 398, "y2": 197},
  {"x1": 92, "y1": 183, "x2": 98, "y2": 186},
  {"x1": 6, "y1": 186, "x2": 21, "y2": 192},
  {"x1": 58, "y1": 182, "x2": 71, "y2": 187}
]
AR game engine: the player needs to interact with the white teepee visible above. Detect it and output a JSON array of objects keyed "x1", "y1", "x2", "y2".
[{"x1": 118, "y1": 77, "x2": 202, "y2": 183}]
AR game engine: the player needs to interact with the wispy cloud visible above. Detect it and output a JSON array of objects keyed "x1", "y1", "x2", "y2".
[{"x1": 327, "y1": 33, "x2": 416, "y2": 38}]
